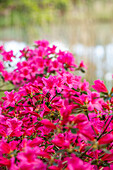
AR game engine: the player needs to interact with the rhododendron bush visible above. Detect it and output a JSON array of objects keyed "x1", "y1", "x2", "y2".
[{"x1": 0, "y1": 40, "x2": 113, "y2": 170}]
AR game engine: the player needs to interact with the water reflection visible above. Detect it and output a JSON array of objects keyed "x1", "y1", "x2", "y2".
[{"x1": 73, "y1": 44, "x2": 113, "y2": 89}]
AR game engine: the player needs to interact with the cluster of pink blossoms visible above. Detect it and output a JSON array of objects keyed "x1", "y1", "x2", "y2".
[
  {"x1": 0, "y1": 40, "x2": 113, "y2": 170},
  {"x1": 0, "y1": 40, "x2": 84, "y2": 87}
]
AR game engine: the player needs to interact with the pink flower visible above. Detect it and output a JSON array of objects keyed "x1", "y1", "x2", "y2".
[
  {"x1": 101, "y1": 149, "x2": 113, "y2": 162},
  {"x1": 79, "y1": 60, "x2": 87, "y2": 69},
  {"x1": 92, "y1": 80, "x2": 108, "y2": 93},
  {"x1": 50, "y1": 96, "x2": 64, "y2": 110},
  {"x1": 0, "y1": 45, "x2": 4, "y2": 52},
  {"x1": 42, "y1": 75, "x2": 56, "y2": 93},
  {"x1": 36, "y1": 47, "x2": 46, "y2": 57},
  {"x1": 6, "y1": 117, "x2": 22, "y2": 131},
  {"x1": 2, "y1": 71, "x2": 11, "y2": 81},
  {"x1": 0, "y1": 157, "x2": 11, "y2": 168},
  {"x1": 111, "y1": 97, "x2": 113, "y2": 104},
  {"x1": 73, "y1": 114, "x2": 87, "y2": 124},
  {"x1": 20, "y1": 67, "x2": 31, "y2": 79},
  {"x1": 3, "y1": 90, "x2": 15, "y2": 108},
  {"x1": 52, "y1": 133, "x2": 70, "y2": 148},
  {"x1": 0, "y1": 142, "x2": 11, "y2": 154},
  {"x1": 40, "y1": 119, "x2": 56, "y2": 129},
  {"x1": 67, "y1": 154, "x2": 93, "y2": 170},
  {"x1": 0, "y1": 141, "x2": 18, "y2": 154},
  {"x1": 10, "y1": 71, "x2": 20, "y2": 84},
  {"x1": 72, "y1": 96, "x2": 84, "y2": 105},
  {"x1": 49, "y1": 60, "x2": 62, "y2": 72},
  {"x1": 47, "y1": 45, "x2": 56, "y2": 54},
  {"x1": 30, "y1": 64, "x2": 38, "y2": 76},
  {"x1": 2, "y1": 50, "x2": 14, "y2": 61},
  {"x1": 35, "y1": 56, "x2": 44, "y2": 73},
  {"x1": 25, "y1": 127, "x2": 35, "y2": 136},
  {"x1": 17, "y1": 147, "x2": 47, "y2": 170},
  {"x1": 28, "y1": 137, "x2": 44, "y2": 147},
  {"x1": 34, "y1": 39, "x2": 49, "y2": 48},
  {"x1": 57, "y1": 51, "x2": 77, "y2": 68},
  {"x1": 63, "y1": 72, "x2": 75, "y2": 88},
  {"x1": 17, "y1": 147, "x2": 37, "y2": 163},
  {"x1": 98, "y1": 134, "x2": 113, "y2": 145}
]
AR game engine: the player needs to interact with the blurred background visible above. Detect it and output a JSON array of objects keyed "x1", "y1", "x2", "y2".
[{"x1": 0, "y1": 0, "x2": 113, "y2": 89}]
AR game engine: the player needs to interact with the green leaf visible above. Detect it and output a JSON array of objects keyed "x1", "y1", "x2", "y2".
[
  {"x1": 72, "y1": 88, "x2": 78, "y2": 92},
  {"x1": 80, "y1": 68, "x2": 85, "y2": 73},
  {"x1": 101, "y1": 161, "x2": 110, "y2": 167},
  {"x1": 35, "y1": 93, "x2": 42, "y2": 95},
  {"x1": 71, "y1": 128, "x2": 78, "y2": 134},
  {"x1": 102, "y1": 149, "x2": 111, "y2": 154},
  {"x1": 83, "y1": 154, "x2": 93, "y2": 158},
  {"x1": 91, "y1": 159, "x2": 98, "y2": 165},
  {"x1": 81, "y1": 91, "x2": 87, "y2": 95},
  {"x1": 56, "y1": 149, "x2": 66, "y2": 153},
  {"x1": 9, "y1": 107, "x2": 15, "y2": 112},
  {"x1": 17, "y1": 100, "x2": 23, "y2": 103},
  {"x1": 74, "y1": 146, "x2": 80, "y2": 150}
]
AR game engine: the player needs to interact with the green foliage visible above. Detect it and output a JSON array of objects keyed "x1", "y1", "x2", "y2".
[{"x1": 0, "y1": 0, "x2": 71, "y2": 27}]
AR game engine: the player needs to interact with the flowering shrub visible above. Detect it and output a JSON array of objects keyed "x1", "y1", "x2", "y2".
[
  {"x1": 0, "y1": 40, "x2": 85, "y2": 88},
  {"x1": 0, "y1": 40, "x2": 113, "y2": 169}
]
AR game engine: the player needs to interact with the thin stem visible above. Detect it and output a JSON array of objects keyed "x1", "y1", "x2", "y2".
[{"x1": 97, "y1": 116, "x2": 113, "y2": 141}]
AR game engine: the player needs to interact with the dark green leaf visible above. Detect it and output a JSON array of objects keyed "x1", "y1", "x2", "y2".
[
  {"x1": 9, "y1": 107, "x2": 15, "y2": 112},
  {"x1": 71, "y1": 128, "x2": 78, "y2": 134}
]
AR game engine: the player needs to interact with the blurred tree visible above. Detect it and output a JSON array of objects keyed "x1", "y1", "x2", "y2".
[{"x1": 0, "y1": 0, "x2": 71, "y2": 27}]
